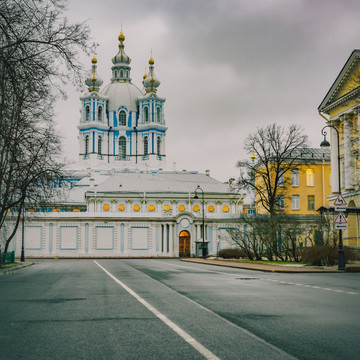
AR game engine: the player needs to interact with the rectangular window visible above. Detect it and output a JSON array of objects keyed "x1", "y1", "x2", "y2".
[
  {"x1": 306, "y1": 169, "x2": 314, "y2": 186},
  {"x1": 278, "y1": 170, "x2": 284, "y2": 187},
  {"x1": 307, "y1": 195, "x2": 315, "y2": 210},
  {"x1": 291, "y1": 169, "x2": 299, "y2": 186},
  {"x1": 292, "y1": 195, "x2": 300, "y2": 210},
  {"x1": 276, "y1": 195, "x2": 285, "y2": 210}
]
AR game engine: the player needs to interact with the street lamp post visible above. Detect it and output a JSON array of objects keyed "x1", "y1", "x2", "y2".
[
  {"x1": 320, "y1": 124, "x2": 345, "y2": 270},
  {"x1": 194, "y1": 185, "x2": 207, "y2": 259},
  {"x1": 21, "y1": 205, "x2": 25, "y2": 262}
]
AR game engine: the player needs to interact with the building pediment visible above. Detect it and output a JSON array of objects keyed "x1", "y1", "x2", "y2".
[{"x1": 318, "y1": 49, "x2": 360, "y2": 114}]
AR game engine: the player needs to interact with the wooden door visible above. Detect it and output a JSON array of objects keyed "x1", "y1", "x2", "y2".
[{"x1": 179, "y1": 230, "x2": 190, "y2": 257}]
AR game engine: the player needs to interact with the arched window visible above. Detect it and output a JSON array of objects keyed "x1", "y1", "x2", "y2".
[
  {"x1": 144, "y1": 136, "x2": 148, "y2": 156},
  {"x1": 98, "y1": 106, "x2": 103, "y2": 122},
  {"x1": 85, "y1": 106, "x2": 90, "y2": 121},
  {"x1": 143, "y1": 107, "x2": 149, "y2": 123},
  {"x1": 157, "y1": 136, "x2": 161, "y2": 156},
  {"x1": 119, "y1": 136, "x2": 126, "y2": 160},
  {"x1": 120, "y1": 69, "x2": 124, "y2": 77},
  {"x1": 119, "y1": 110, "x2": 126, "y2": 126},
  {"x1": 85, "y1": 135, "x2": 89, "y2": 155},
  {"x1": 157, "y1": 107, "x2": 161, "y2": 123},
  {"x1": 98, "y1": 135, "x2": 102, "y2": 155}
]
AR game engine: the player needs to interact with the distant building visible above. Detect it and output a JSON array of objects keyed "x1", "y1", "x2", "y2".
[
  {"x1": 318, "y1": 50, "x2": 360, "y2": 247},
  {"x1": 254, "y1": 148, "x2": 331, "y2": 215},
  {"x1": 3, "y1": 31, "x2": 245, "y2": 258}
]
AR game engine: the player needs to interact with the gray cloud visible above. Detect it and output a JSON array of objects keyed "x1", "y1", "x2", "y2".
[{"x1": 58, "y1": 0, "x2": 360, "y2": 181}]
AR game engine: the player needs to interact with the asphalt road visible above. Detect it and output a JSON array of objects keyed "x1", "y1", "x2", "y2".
[{"x1": 0, "y1": 259, "x2": 359, "y2": 360}]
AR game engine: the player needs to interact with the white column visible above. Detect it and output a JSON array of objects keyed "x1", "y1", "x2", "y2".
[
  {"x1": 356, "y1": 108, "x2": 360, "y2": 185},
  {"x1": 330, "y1": 124, "x2": 339, "y2": 193},
  {"x1": 169, "y1": 224, "x2": 174, "y2": 256},
  {"x1": 343, "y1": 115, "x2": 354, "y2": 191}
]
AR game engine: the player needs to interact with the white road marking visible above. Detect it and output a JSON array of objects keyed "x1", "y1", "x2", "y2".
[
  {"x1": 263, "y1": 279, "x2": 358, "y2": 295},
  {"x1": 153, "y1": 260, "x2": 358, "y2": 296},
  {"x1": 121, "y1": 260, "x2": 298, "y2": 360},
  {"x1": 94, "y1": 260, "x2": 220, "y2": 360}
]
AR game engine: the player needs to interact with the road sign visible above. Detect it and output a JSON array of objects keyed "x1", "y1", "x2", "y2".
[
  {"x1": 334, "y1": 193, "x2": 347, "y2": 211},
  {"x1": 334, "y1": 211, "x2": 347, "y2": 230},
  {"x1": 334, "y1": 212, "x2": 347, "y2": 224}
]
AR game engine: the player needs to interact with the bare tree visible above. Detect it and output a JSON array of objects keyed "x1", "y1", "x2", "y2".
[
  {"x1": 237, "y1": 123, "x2": 309, "y2": 259},
  {"x1": 237, "y1": 123, "x2": 309, "y2": 216},
  {"x1": 0, "y1": 0, "x2": 94, "y2": 251}
]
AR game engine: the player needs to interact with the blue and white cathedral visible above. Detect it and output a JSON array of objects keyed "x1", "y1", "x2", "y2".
[
  {"x1": 4, "y1": 31, "x2": 245, "y2": 259},
  {"x1": 78, "y1": 30, "x2": 166, "y2": 169}
]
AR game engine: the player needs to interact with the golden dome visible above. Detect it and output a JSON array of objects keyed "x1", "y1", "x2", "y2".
[
  {"x1": 149, "y1": 55, "x2": 154, "y2": 65},
  {"x1": 118, "y1": 31, "x2": 125, "y2": 41},
  {"x1": 91, "y1": 57, "x2": 97, "y2": 64}
]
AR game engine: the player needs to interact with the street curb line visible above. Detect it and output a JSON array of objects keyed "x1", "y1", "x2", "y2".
[
  {"x1": 181, "y1": 259, "x2": 349, "y2": 273},
  {"x1": 0, "y1": 262, "x2": 34, "y2": 276}
]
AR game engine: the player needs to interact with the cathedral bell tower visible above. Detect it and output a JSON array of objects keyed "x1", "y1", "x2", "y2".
[
  {"x1": 78, "y1": 31, "x2": 167, "y2": 170},
  {"x1": 136, "y1": 54, "x2": 167, "y2": 168},
  {"x1": 78, "y1": 57, "x2": 109, "y2": 167}
]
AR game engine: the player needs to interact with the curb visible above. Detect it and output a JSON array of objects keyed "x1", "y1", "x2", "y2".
[
  {"x1": 0, "y1": 262, "x2": 34, "y2": 276},
  {"x1": 181, "y1": 258, "x2": 359, "y2": 273}
]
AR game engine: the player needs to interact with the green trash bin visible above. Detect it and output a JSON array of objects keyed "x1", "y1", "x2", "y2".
[{"x1": 2, "y1": 251, "x2": 15, "y2": 264}]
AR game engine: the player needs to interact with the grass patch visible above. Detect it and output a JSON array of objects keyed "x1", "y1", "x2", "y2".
[{"x1": 0, "y1": 262, "x2": 22, "y2": 269}]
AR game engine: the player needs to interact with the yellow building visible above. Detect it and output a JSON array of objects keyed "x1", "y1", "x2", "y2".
[
  {"x1": 255, "y1": 148, "x2": 331, "y2": 215},
  {"x1": 318, "y1": 49, "x2": 360, "y2": 247}
]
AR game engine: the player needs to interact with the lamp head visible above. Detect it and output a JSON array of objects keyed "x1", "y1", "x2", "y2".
[{"x1": 320, "y1": 136, "x2": 330, "y2": 148}]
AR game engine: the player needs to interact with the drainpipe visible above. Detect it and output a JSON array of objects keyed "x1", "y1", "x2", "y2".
[
  {"x1": 133, "y1": 126, "x2": 138, "y2": 164},
  {"x1": 107, "y1": 126, "x2": 112, "y2": 163}
]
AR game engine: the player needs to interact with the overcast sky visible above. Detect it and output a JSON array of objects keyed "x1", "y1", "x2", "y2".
[{"x1": 56, "y1": 0, "x2": 360, "y2": 182}]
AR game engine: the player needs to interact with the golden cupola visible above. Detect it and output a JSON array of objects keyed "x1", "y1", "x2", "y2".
[
  {"x1": 111, "y1": 30, "x2": 132, "y2": 82},
  {"x1": 85, "y1": 57, "x2": 103, "y2": 92},
  {"x1": 143, "y1": 55, "x2": 160, "y2": 93}
]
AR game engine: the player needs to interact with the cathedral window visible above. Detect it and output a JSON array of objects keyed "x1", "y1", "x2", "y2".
[
  {"x1": 157, "y1": 136, "x2": 161, "y2": 155},
  {"x1": 143, "y1": 107, "x2": 149, "y2": 123},
  {"x1": 85, "y1": 135, "x2": 89, "y2": 155},
  {"x1": 98, "y1": 135, "x2": 102, "y2": 155},
  {"x1": 119, "y1": 136, "x2": 126, "y2": 160},
  {"x1": 119, "y1": 110, "x2": 126, "y2": 126},
  {"x1": 144, "y1": 136, "x2": 148, "y2": 156},
  {"x1": 156, "y1": 107, "x2": 161, "y2": 123},
  {"x1": 98, "y1": 106, "x2": 103, "y2": 122},
  {"x1": 85, "y1": 106, "x2": 90, "y2": 121}
]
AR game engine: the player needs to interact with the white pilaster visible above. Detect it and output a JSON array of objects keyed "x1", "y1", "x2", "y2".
[
  {"x1": 330, "y1": 124, "x2": 340, "y2": 193},
  {"x1": 169, "y1": 223, "x2": 173, "y2": 255},
  {"x1": 356, "y1": 108, "x2": 360, "y2": 185},
  {"x1": 343, "y1": 115, "x2": 354, "y2": 191}
]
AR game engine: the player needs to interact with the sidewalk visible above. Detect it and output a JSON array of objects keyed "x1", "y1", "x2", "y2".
[
  {"x1": 0, "y1": 262, "x2": 34, "y2": 275},
  {"x1": 182, "y1": 258, "x2": 360, "y2": 273}
]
